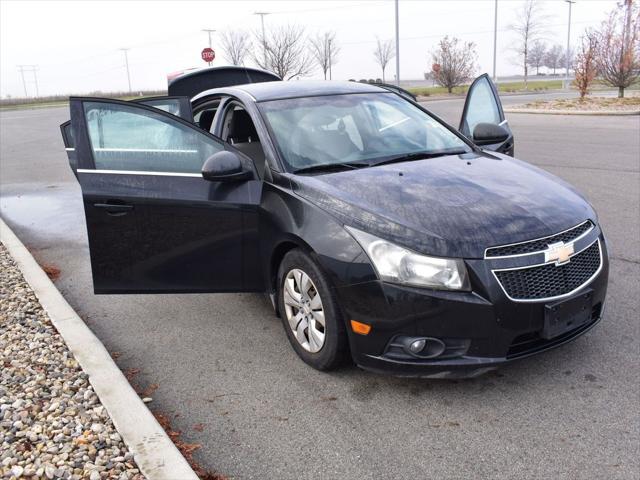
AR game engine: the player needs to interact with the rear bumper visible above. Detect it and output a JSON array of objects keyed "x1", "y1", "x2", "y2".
[{"x1": 334, "y1": 233, "x2": 609, "y2": 378}]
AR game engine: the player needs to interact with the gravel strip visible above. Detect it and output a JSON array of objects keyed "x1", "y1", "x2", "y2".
[{"x1": 0, "y1": 244, "x2": 145, "y2": 480}]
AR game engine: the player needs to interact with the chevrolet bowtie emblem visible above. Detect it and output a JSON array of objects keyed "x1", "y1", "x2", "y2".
[{"x1": 545, "y1": 241, "x2": 574, "y2": 265}]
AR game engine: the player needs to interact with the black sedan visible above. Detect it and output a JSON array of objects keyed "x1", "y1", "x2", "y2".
[{"x1": 60, "y1": 67, "x2": 608, "y2": 377}]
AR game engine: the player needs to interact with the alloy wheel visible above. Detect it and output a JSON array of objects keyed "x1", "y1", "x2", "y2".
[{"x1": 283, "y1": 268, "x2": 326, "y2": 353}]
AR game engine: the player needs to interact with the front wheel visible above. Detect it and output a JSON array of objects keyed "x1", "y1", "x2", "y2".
[{"x1": 277, "y1": 249, "x2": 349, "y2": 371}]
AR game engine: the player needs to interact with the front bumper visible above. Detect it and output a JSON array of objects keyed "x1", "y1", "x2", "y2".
[{"x1": 335, "y1": 232, "x2": 609, "y2": 378}]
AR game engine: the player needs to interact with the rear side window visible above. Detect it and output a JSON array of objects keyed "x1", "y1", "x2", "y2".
[
  {"x1": 83, "y1": 102, "x2": 223, "y2": 174},
  {"x1": 61, "y1": 121, "x2": 75, "y2": 148}
]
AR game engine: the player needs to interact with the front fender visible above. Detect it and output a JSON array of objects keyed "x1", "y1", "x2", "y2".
[{"x1": 259, "y1": 176, "x2": 377, "y2": 293}]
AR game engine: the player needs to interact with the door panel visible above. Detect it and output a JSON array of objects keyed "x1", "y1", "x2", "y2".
[
  {"x1": 459, "y1": 74, "x2": 514, "y2": 155},
  {"x1": 69, "y1": 97, "x2": 261, "y2": 294}
]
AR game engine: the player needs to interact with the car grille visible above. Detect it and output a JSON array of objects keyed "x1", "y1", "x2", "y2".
[
  {"x1": 494, "y1": 240, "x2": 601, "y2": 301},
  {"x1": 485, "y1": 220, "x2": 593, "y2": 257}
]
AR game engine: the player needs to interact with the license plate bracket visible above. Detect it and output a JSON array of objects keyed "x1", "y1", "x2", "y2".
[{"x1": 543, "y1": 290, "x2": 593, "y2": 340}]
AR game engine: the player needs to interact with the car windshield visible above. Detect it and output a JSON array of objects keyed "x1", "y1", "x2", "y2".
[{"x1": 259, "y1": 92, "x2": 471, "y2": 173}]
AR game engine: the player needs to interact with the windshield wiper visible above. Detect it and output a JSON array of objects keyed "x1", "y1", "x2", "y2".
[
  {"x1": 293, "y1": 162, "x2": 370, "y2": 175},
  {"x1": 370, "y1": 149, "x2": 468, "y2": 167}
]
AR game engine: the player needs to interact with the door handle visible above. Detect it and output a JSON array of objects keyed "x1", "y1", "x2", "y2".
[{"x1": 93, "y1": 203, "x2": 133, "y2": 216}]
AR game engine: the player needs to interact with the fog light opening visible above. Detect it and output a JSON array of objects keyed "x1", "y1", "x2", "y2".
[
  {"x1": 403, "y1": 337, "x2": 446, "y2": 358},
  {"x1": 409, "y1": 339, "x2": 427, "y2": 353}
]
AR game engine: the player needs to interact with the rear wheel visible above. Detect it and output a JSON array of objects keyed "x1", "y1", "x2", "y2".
[{"x1": 277, "y1": 249, "x2": 349, "y2": 370}]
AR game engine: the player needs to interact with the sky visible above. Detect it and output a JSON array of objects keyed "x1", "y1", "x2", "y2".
[{"x1": 0, "y1": 0, "x2": 619, "y2": 98}]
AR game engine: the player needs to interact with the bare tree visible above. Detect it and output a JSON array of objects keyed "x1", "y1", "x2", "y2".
[
  {"x1": 431, "y1": 36, "x2": 477, "y2": 93},
  {"x1": 252, "y1": 24, "x2": 315, "y2": 80},
  {"x1": 219, "y1": 30, "x2": 251, "y2": 66},
  {"x1": 593, "y1": 0, "x2": 639, "y2": 97},
  {"x1": 309, "y1": 31, "x2": 340, "y2": 80},
  {"x1": 373, "y1": 37, "x2": 395, "y2": 82},
  {"x1": 510, "y1": 0, "x2": 549, "y2": 89},
  {"x1": 573, "y1": 31, "x2": 600, "y2": 99},
  {"x1": 527, "y1": 41, "x2": 547, "y2": 75},
  {"x1": 558, "y1": 47, "x2": 575, "y2": 72},
  {"x1": 544, "y1": 44, "x2": 563, "y2": 75}
]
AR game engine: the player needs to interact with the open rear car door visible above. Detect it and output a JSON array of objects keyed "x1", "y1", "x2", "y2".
[{"x1": 459, "y1": 74, "x2": 514, "y2": 156}]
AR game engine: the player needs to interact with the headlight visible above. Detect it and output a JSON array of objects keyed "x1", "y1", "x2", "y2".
[{"x1": 346, "y1": 227, "x2": 470, "y2": 291}]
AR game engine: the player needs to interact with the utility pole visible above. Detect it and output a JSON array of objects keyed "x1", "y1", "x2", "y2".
[
  {"x1": 254, "y1": 12, "x2": 270, "y2": 69},
  {"x1": 564, "y1": 0, "x2": 575, "y2": 90},
  {"x1": 120, "y1": 48, "x2": 132, "y2": 93},
  {"x1": 32, "y1": 66, "x2": 39, "y2": 97},
  {"x1": 17, "y1": 65, "x2": 29, "y2": 97},
  {"x1": 16, "y1": 65, "x2": 39, "y2": 97},
  {"x1": 394, "y1": 0, "x2": 400, "y2": 86},
  {"x1": 492, "y1": 0, "x2": 498, "y2": 82},
  {"x1": 202, "y1": 29, "x2": 216, "y2": 66}
]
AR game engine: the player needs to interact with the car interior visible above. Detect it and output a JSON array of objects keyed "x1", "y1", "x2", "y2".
[
  {"x1": 194, "y1": 99, "x2": 221, "y2": 132},
  {"x1": 222, "y1": 104, "x2": 266, "y2": 176}
]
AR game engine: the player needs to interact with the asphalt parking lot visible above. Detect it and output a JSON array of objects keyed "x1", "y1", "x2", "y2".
[{"x1": 1, "y1": 93, "x2": 639, "y2": 479}]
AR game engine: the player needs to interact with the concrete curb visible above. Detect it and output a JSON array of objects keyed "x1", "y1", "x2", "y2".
[
  {"x1": 504, "y1": 108, "x2": 640, "y2": 116},
  {"x1": 0, "y1": 218, "x2": 199, "y2": 480}
]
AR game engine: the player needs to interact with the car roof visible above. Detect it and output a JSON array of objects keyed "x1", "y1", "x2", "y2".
[{"x1": 200, "y1": 80, "x2": 387, "y2": 102}]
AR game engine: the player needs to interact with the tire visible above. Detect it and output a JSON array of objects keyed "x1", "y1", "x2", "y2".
[{"x1": 277, "y1": 249, "x2": 349, "y2": 371}]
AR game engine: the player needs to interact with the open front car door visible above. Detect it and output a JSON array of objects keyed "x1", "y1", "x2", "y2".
[
  {"x1": 65, "y1": 97, "x2": 262, "y2": 294},
  {"x1": 459, "y1": 74, "x2": 514, "y2": 156}
]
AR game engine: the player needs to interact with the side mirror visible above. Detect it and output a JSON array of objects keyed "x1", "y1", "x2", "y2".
[
  {"x1": 201, "y1": 151, "x2": 252, "y2": 182},
  {"x1": 472, "y1": 123, "x2": 510, "y2": 146}
]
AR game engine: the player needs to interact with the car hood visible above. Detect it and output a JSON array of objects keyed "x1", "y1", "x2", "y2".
[{"x1": 290, "y1": 152, "x2": 596, "y2": 259}]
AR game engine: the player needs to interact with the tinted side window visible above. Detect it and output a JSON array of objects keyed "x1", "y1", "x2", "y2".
[
  {"x1": 83, "y1": 102, "x2": 223, "y2": 173},
  {"x1": 465, "y1": 78, "x2": 501, "y2": 134},
  {"x1": 61, "y1": 121, "x2": 75, "y2": 148}
]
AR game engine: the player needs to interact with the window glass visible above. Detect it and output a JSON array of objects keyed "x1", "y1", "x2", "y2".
[
  {"x1": 465, "y1": 78, "x2": 501, "y2": 135},
  {"x1": 260, "y1": 93, "x2": 470, "y2": 171},
  {"x1": 84, "y1": 102, "x2": 223, "y2": 173},
  {"x1": 62, "y1": 122, "x2": 74, "y2": 147},
  {"x1": 139, "y1": 99, "x2": 182, "y2": 116}
]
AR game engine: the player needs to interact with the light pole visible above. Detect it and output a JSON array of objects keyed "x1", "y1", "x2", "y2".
[
  {"x1": 394, "y1": 0, "x2": 400, "y2": 86},
  {"x1": 120, "y1": 48, "x2": 132, "y2": 93},
  {"x1": 254, "y1": 12, "x2": 270, "y2": 69},
  {"x1": 564, "y1": 0, "x2": 576, "y2": 90},
  {"x1": 202, "y1": 29, "x2": 216, "y2": 66},
  {"x1": 493, "y1": 0, "x2": 498, "y2": 82}
]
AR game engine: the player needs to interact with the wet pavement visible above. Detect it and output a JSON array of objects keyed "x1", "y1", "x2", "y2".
[{"x1": 1, "y1": 97, "x2": 639, "y2": 479}]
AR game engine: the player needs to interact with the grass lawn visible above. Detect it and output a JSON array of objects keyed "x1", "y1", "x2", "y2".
[
  {"x1": 0, "y1": 91, "x2": 167, "y2": 111},
  {"x1": 407, "y1": 78, "x2": 639, "y2": 97},
  {"x1": 407, "y1": 79, "x2": 564, "y2": 97}
]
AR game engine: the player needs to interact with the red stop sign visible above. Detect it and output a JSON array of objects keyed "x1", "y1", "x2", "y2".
[
  {"x1": 432, "y1": 63, "x2": 441, "y2": 73},
  {"x1": 201, "y1": 47, "x2": 215, "y2": 63}
]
